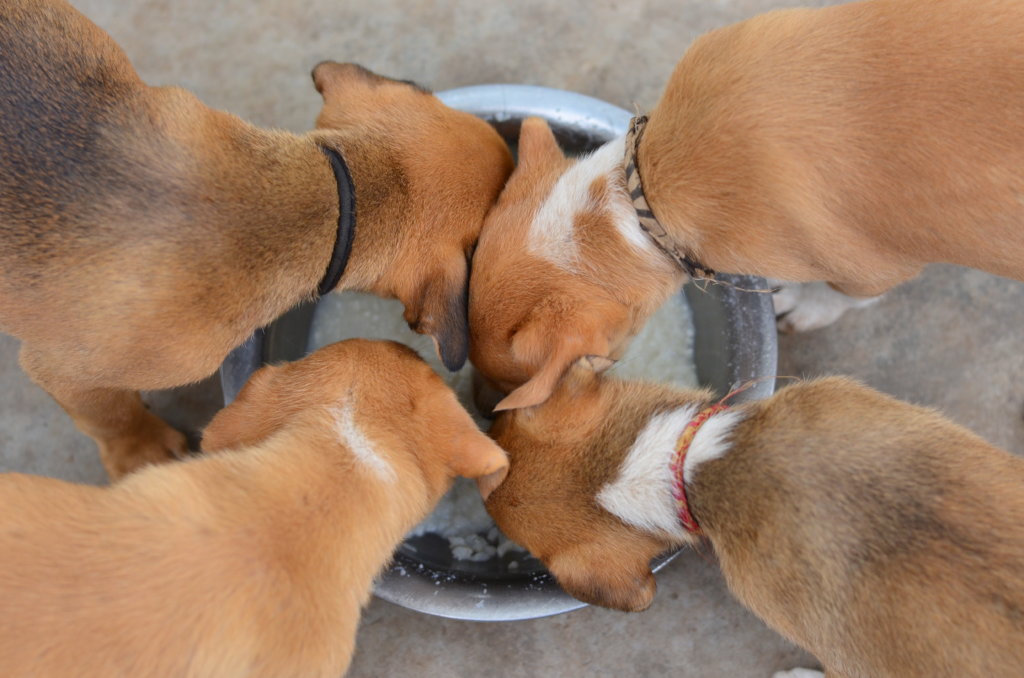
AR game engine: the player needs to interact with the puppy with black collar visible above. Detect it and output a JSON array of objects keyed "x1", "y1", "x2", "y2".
[{"x1": 0, "y1": 0, "x2": 513, "y2": 478}]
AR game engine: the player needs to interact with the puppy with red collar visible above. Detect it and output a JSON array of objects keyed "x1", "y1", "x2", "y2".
[
  {"x1": 0, "y1": 0, "x2": 512, "y2": 479},
  {"x1": 486, "y1": 362, "x2": 1024, "y2": 677},
  {"x1": 470, "y1": 0, "x2": 1024, "y2": 410}
]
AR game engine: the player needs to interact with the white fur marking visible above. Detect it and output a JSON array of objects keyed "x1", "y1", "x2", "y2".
[
  {"x1": 682, "y1": 409, "x2": 744, "y2": 485},
  {"x1": 331, "y1": 404, "x2": 396, "y2": 483},
  {"x1": 772, "y1": 280, "x2": 882, "y2": 333},
  {"x1": 597, "y1": 404, "x2": 699, "y2": 541},
  {"x1": 598, "y1": 405, "x2": 744, "y2": 539},
  {"x1": 772, "y1": 670, "x2": 825, "y2": 678},
  {"x1": 528, "y1": 136, "x2": 656, "y2": 269}
]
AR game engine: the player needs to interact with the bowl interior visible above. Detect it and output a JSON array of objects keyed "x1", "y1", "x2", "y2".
[{"x1": 219, "y1": 84, "x2": 777, "y2": 620}]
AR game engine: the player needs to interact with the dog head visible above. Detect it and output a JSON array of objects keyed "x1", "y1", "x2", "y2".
[
  {"x1": 469, "y1": 117, "x2": 681, "y2": 410},
  {"x1": 310, "y1": 63, "x2": 514, "y2": 371},
  {"x1": 486, "y1": 358, "x2": 706, "y2": 611},
  {"x1": 203, "y1": 339, "x2": 507, "y2": 498}
]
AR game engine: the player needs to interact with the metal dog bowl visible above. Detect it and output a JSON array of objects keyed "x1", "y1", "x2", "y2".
[{"x1": 219, "y1": 84, "x2": 778, "y2": 622}]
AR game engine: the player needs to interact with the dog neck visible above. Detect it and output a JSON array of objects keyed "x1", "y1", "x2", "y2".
[
  {"x1": 213, "y1": 125, "x2": 414, "y2": 311},
  {"x1": 314, "y1": 145, "x2": 357, "y2": 296},
  {"x1": 530, "y1": 137, "x2": 676, "y2": 272},
  {"x1": 597, "y1": 402, "x2": 745, "y2": 543},
  {"x1": 624, "y1": 115, "x2": 715, "y2": 280},
  {"x1": 526, "y1": 135, "x2": 683, "y2": 314},
  {"x1": 206, "y1": 405, "x2": 440, "y2": 591},
  {"x1": 307, "y1": 130, "x2": 415, "y2": 295},
  {"x1": 528, "y1": 136, "x2": 648, "y2": 266}
]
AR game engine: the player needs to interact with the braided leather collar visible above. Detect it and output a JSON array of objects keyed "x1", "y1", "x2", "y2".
[{"x1": 624, "y1": 115, "x2": 714, "y2": 280}]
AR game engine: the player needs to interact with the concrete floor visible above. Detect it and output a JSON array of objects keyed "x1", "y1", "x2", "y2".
[{"x1": 2, "y1": 0, "x2": 1023, "y2": 676}]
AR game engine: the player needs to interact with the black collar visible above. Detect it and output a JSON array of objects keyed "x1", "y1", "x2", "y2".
[{"x1": 316, "y1": 145, "x2": 357, "y2": 296}]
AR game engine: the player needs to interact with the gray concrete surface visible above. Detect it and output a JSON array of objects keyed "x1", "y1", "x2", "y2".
[{"x1": 2, "y1": 0, "x2": 1022, "y2": 676}]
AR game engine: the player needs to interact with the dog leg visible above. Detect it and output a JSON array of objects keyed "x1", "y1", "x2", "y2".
[
  {"x1": 19, "y1": 349, "x2": 188, "y2": 480},
  {"x1": 771, "y1": 281, "x2": 882, "y2": 333},
  {"x1": 771, "y1": 670, "x2": 824, "y2": 678}
]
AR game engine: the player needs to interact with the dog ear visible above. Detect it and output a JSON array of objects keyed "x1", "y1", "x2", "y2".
[
  {"x1": 476, "y1": 465, "x2": 509, "y2": 502},
  {"x1": 547, "y1": 540, "x2": 657, "y2": 612},
  {"x1": 403, "y1": 261, "x2": 469, "y2": 371},
  {"x1": 493, "y1": 327, "x2": 612, "y2": 412},
  {"x1": 517, "y1": 117, "x2": 564, "y2": 169},
  {"x1": 563, "y1": 355, "x2": 616, "y2": 391},
  {"x1": 202, "y1": 364, "x2": 288, "y2": 452},
  {"x1": 447, "y1": 431, "x2": 509, "y2": 500},
  {"x1": 492, "y1": 353, "x2": 573, "y2": 412},
  {"x1": 311, "y1": 61, "x2": 380, "y2": 97}
]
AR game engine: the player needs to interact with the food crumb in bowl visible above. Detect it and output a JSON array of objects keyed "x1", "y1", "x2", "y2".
[
  {"x1": 307, "y1": 290, "x2": 696, "y2": 562},
  {"x1": 407, "y1": 478, "x2": 524, "y2": 562}
]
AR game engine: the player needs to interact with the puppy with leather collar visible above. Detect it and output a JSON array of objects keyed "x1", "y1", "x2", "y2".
[
  {"x1": 485, "y1": 363, "x2": 1024, "y2": 677},
  {"x1": 0, "y1": 0, "x2": 513, "y2": 478},
  {"x1": 0, "y1": 339, "x2": 508, "y2": 677},
  {"x1": 469, "y1": 0, "x2": 1024, "y2": 410}
]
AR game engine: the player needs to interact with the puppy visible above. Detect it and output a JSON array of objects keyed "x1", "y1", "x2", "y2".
[
  {"x1": 0, "y1": 339, "x2": 508, "y2": 678},
  {"x1": 0, "y1": 0, "x2": 513, "y2": 478},
  {"x1": 486, "y1": 363, "x2": 1024, "y2": 677},
  {"x1": 470, "y1": 0, "x2": 1024, "y2": 409}
]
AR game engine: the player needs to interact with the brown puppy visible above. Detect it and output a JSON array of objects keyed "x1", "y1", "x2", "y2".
[
  {"x1": 0, "y1": 0, "x2": 513, "y2": 478},
  {"x1": 0, "y1": 339, "x2": 508, "y2": 677},
  {"x1": 470, "y1": 0, "x2": 1024, "y2": 409},
  {"x1": 486, "y1": 365, "x2": 1024, "y2": 677}
]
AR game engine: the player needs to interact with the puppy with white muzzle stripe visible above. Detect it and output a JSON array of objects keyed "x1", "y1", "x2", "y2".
[{"x1": 485, "y1": 360, "x2": 1024, "y2": 677}]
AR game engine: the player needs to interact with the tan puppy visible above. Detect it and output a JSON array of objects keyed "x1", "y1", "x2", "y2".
[
  {"x1": 470, "y1": 0, "x2": 1024, "y2": 409},
  {"x1": 0, "y1": 0, "x2": 513, "y2": 478},
  {"x1": 0, "y1": 339, "x2": 508, "y2": 678},
  {"x1": 486, "y1": 365, "x2": 1024, "y2": 677}
]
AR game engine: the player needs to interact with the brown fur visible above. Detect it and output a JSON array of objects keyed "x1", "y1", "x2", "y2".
[
  {"x1": 0, "y1": 339, "x2": 508, "y2": 677},
  {"x1": 471, "y1": 0, "x2": 1024, "y2": 409},
  {"x1": 488, "y1": 367, "x2": 1024, "y2": 677},
  {"x1": 0, "y1": 0, "x2": 513, "y2": 478},
  {"x1": 469, "y1": 118, "x2": 680, "y2": 410}
]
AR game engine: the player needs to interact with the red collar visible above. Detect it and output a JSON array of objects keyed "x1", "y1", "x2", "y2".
[{"x1": 669, "y1": 404, "x2": 729, "y2": 535}]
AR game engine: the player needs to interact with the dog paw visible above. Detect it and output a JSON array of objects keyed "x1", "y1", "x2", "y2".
[
  {"x1": 98, "y1": 416, "x2": 191, "y2": 481},
  {"x1": 772, "y1": 281, "x2": 881, "y2": 333},
  {"x1": 772, "y1": 669, "x2": 825, "y2": 678}
]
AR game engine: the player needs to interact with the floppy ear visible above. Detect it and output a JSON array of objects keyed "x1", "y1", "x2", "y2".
[
  {"x1": 476, "y1": 466, "x2": 508, "y2": 502},
  {"x1": 202, "y1": 364, "x2": 288, "y2": 452},
  {"x1": 403, "y1": 260, "x2": 469, "y2": 371},
  {"x1": 448, "y1": 431, "x2": 509, "y2": 500},
  {"x1": 547, "y1": 540, "x2": 657, "y2": 612},
  {"x1": 517, "y1": 117, "x2": 564, "y2": 169},
  {"x1": 493, "y1": 326, "x2": 613, "y2": 412},
  {"x1": 492, "y1": 351, "x2": 574, "y2": 412}
]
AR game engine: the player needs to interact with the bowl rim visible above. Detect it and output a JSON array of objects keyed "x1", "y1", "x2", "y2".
[{"x1": 219, "y1": 83, "x2": 779, "y2": 622}]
